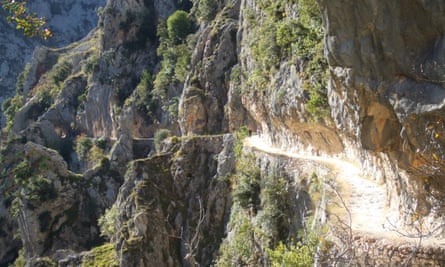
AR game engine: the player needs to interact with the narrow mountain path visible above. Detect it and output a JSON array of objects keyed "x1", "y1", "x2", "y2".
[{"x1": 244, "y1": 135, "x2": 445, "y2": 247}]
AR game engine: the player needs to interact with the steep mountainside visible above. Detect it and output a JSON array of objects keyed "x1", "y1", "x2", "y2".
[{"x1": 1, "y1": 0, "x2": 445, "y2": 266}]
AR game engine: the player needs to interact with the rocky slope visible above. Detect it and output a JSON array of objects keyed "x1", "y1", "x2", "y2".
[{"x1": 1, "y1": 0, "x2": 445, "y2": 266}]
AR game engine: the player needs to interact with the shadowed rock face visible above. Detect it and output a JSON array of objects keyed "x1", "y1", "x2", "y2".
[{"x1": 319, "y1": 0, "x2": 445, "y2": 225}]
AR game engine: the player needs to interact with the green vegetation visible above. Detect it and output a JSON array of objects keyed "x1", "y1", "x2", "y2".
[
  {"x1": 233, "y1": 126, "x2": 249, "y2": 158},
  {"x1": 195, "y1": 0, "x2": 218, "y2": 22},
  {"x1": 154, "y1": 129, "x2": 171, "y2": 153},
  {"x1": 74, "y1": 136, "x2": 108, "y2": 167},
  {"x1": 267, "y1": 237, "x2": 318, "y2": 266},
  {"x1": 3, "y1": 56, "x2": 76, "y2": 131},
  {"x1": 98, "y1": 206, "x2": 119, "y2": 240},
  {"x1": 232, "y1": 154, "x2": 261, "y2": 209},
  {"x1": 2, "y1": 62, "x2": 32, "y2": 129},
  {"x1": 152, "y1": 11, "x2": 193, "y2": 120},
  {"x1": 2, "y1": 94, "x2": 23, "y2": 130},
  {"x1": 9, "y1": 249, "x2": 25, "y2": 267},
  {"x1": 167, "y1": 10, "x2": 192, "y2": 44},
  {"x1": 12, "y1": 158, "x2": 56, "y2": 203},
  {"x1": 82, "y1": 54, "x2": 100, "y2": 74},
  {"x1": 129, "y1": 69, "x2": 156, "y2": 116},
  {"x1": 216, "y1": 154, "x2": 324, "y2": 266},
  {"x1": 50, "y1": 60, "x2": 73, "y2": 85},
  {"x1": 76, "y1": 136, "x2": 93, "y2": 159},
  {"x1": 15, "y1": 63, "x2": 31, "y2": 94},
  {"x1": 217, "y1": 139, "x2": 330, "y2": 265},
  {"x1": 10, "y1": 253, "x2": 57, "y2": 267},
  {"x1": 244, "y1": 0, "x2": 330, "y2": 121},
  {"x1": 217, "y1": 215, "x2": 258, "y2": 265},
  {"x1": 94, "y1": 137, "x2": 107, "y2": 150},
  {"x1": 81, "y1": 243, "x2": 118, "y2": 267}
]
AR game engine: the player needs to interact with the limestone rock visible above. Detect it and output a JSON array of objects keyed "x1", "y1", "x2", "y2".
[
  {"x1": 179, "y1": 2, "x2": 239, "y2": 135},
  {"x1": 114, "y1": 136, "x2": 230, "y2": 267},
  {"x1": 319, "y1": 0, "x2": 445, "y2": 225}
]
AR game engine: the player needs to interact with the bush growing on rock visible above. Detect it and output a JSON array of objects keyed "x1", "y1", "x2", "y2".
[
  {"x1": 198, "y1": 0, "x2": 218, "y2": 22},
  {"x1": 154, "y1": 129, "x2": 171, "y2": 153},
  {"x1": 167, "y1": 10, "x2": 192, "y2": 44},
  {"x1": 98, "y1": 206, "x2": 119, "y2": 240}
]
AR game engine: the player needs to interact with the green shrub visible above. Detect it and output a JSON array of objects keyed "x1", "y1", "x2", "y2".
[
  {"x1": 153, "y1": 17, "x2": 192, "y2": 114},
  {"x1": 15, "y1": 63, "x2": 31, "y2": 94},
  {"x1": 258, "y1": 175, "x2": 290, "y2": 244},
  {"x1": 298, "y1": 0, "x2": 322, "y2": 27},
  {"x1": 232, "y1": 153, "x2": 261, "y2": 208},
  {"x1": 32, "y1": 257, "x2": 57, "y2": 267},
  {"x1": 306, "y1": 88, "x2": 329, "y2": 120},
  {"x1": 233, "y1": 126, "x2": 249, "y2": 158},
  {"x1": 50, "y1": 60, "x2": 73, "y2": 85},
  {"x1": 251, "y1": 20, "x2": 280, "y2": 72},
  {"x1": 94, "y1": 138, "x2": 107, "y2": 150},
  {"x1": 138, "y1": 69, "x2": 152, "y2": 89},
  {"x1": 198, "y1": 0, "x2": 217, "y2": 22},
  {"x1": 82, "y1": 54, "x2": 100, "y2": 74},
  {"x1": 276, "y1": 19, "x2": 307, "y2": 53},
  {"x1": 10, "y1": 249, "x2": 25, "y2": 267},
  {"x1": 132, "y1": 70, "x2": 156, "y2": 115},
  {"x1": 36, "y1": 90, "x2": 52, "y2": 109},
  {"x1": 76, "y1": 136, "x2": 93, "y2": 159},
  {"x1": 173, "y1": 44, "x2": 191, "y2": 82},
  {"x1": 98, "y1": 206, "x2": 119, "y2": 240},
  {"x1": 233, "y1": 173, "x2": 261, "y2": 209},
  {"x1": 167, "y1": 10, "x2": 192, "y2": 44},
  {"x1": 154, "y1": 129, "x2": 171, "y2": 152},
  {"x1": 229, "y1": 64, "x2": 242, "y2": 85},
  {"x1": 81, "y1": 243, "x2": 118, "y2": 267},
  {"x1": 267, "y1": 237, "x2": 318, "y2": 267},
  {"x1": 168, "y1": 96, "x2": 180, "y2": 120},
  {"x1": 12, "y1": 159, "x2": 57, "y2": 203},
  {"x1": 13, "y1": 160, "x2": 32, "y2": 184},
  {"x1": 217, "y1": 216, "x2": 257, "y2": 266},
  {"x1": 2, "y1": 95, "x2": 23, "y2": 129}
]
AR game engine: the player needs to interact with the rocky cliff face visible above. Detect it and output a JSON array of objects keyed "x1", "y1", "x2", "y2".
[
  {"x1": 319, "y1": 0, "x2": 445, "y2": 229},
  {"x1": 1, "y1": 0, "x2": 445, "y2": 266}
]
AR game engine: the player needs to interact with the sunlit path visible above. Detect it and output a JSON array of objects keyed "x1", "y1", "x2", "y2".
[{"x1": 244, "y1": 135, "x2": 445, "y2": 246}]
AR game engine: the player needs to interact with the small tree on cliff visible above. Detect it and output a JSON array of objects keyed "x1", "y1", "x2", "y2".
[{"x1": 167, "y1": 10, "x2": 191, "y2": 44}]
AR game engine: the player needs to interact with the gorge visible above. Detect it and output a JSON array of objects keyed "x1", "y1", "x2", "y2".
[{"x1": 1, "y1": 0, "x2": 445, "y2": 266}]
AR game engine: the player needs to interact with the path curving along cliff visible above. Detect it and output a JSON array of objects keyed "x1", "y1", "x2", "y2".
[{"x1": 244, "y1": 135, "x2": 445, "y2": 248}]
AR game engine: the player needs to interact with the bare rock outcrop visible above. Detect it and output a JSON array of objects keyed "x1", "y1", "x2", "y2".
[
  {"x1": 318, "y1": 0, "x2": 445, "y2": 229},
  {"x1": 179, "y1": 1, "x2": 240, "y2": 135},
  {"x1": 113, "y1": 135, "x2": 232, "y2": 267}
]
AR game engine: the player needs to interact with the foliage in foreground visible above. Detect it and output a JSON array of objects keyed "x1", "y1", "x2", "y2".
[
  {"x1": 1, "y1": 1, "x2": 52, "y2": 38},
  {"x1": 216, "y1": 152, "x2": 323, "y2": 266},
  {"x1": 81, "y1": 243, "x2": 118, "y2": 267},
  {"x1": 267, "y1": 229, "x2": 319, "y2": 266}
]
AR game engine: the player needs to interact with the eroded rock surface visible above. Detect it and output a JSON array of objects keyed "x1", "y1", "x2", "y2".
[{"x1": 319, "y1": 0, "x2": 445, "y2": 228}]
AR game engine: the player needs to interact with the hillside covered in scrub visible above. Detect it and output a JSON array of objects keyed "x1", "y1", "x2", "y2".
[{"x1": 1, "y1": 0, "x2": 445, "y2": 266}]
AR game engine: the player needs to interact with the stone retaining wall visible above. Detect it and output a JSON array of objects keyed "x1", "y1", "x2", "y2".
[{"x1": 327, "y1": 234, "x2": 445, "y2": 266}]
